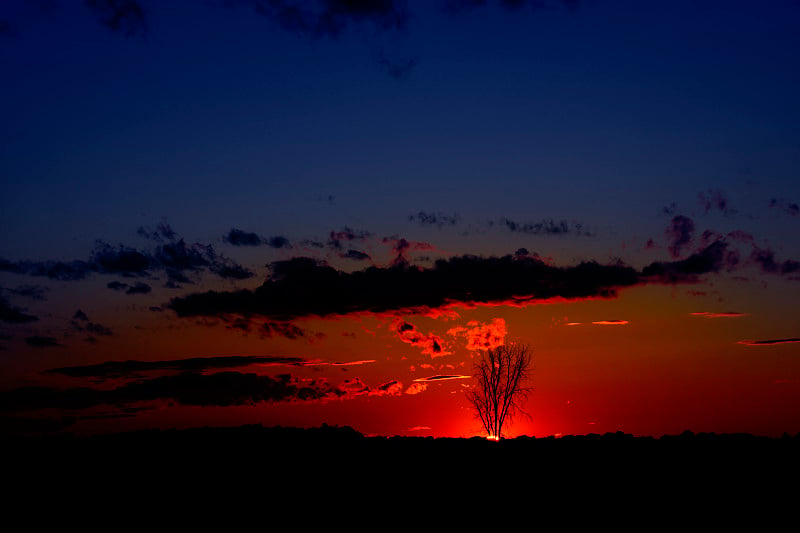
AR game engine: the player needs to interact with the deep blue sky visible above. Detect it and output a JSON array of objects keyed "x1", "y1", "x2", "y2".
[{"x1": 2, "y1": 0, "x2": 799, "y2": 262}]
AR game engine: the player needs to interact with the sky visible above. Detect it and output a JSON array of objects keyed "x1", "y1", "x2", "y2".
[{"x1": 1, "y1": 0, "x2": 800, "y2": 439}]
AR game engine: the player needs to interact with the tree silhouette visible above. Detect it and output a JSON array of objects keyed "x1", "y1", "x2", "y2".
[{"x1": 467, "y1": 343, "x2": 532, "y2": 440}]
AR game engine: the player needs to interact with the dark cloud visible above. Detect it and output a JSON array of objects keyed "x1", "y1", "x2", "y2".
[
  {"x1": 107, "y1": 281, "x2": 129, "y2": 291},
  {"x1": 377, "y1": 51, "x2": 417, "y2": 79},
  {"x1": 45, "y1": 355, "x2": 306, "y2": 379},
  {"x1": 85, "y1": 0, "x2": 147, "y2": 37},
  {"x1": 267, "y1": 236, "x2": 292, "y2": 248},
  {"x1": 224, "y1": 228, "x2": 262, "y2": 246},
  {"x1": 698, "y1": 189, "x2": 735, "y2": 216},
  {"x1": 641, "y1": 241, "x2": 737, "y2": 283},
  {"x1": 0, "y1": 370, "x2": 390, "y2": 413},
  {"x1": 2, "y1": 285, "x2": 48, "y2": 301},
  {"x1": 442, "y1": 0, "x2": 579, "y2": 15},
  {"x1": 69, "y1": 310, "x2": 113, "y2": 337},
  {"x1": 170, "y1": 240, "x2": 749, "y2": 323},
  {"x1": 665, "y1": 215, "x2": 695, "y2": 258},
  {"x1": 0, "y1": 296, "x2": 38, "y2": 324},
  {"x1": 408, "y1": 211, "x2": 459, "y2": 228},
  {"x1": 125, "y1": 282, "x2": 152, "y2": 295},
  {"x1": 91, "y1": 242, "x2": 151, "y2": 275},
  {"x1": 749, "y1": 246, "x2": 800, "y2": 275},
  {"x1": 237, "y1": 0, "x2": 410, "y2": 38},
  {"x1": 769, "y1": 198, "x2": 800, "y2": 217},
  {"x1": 341, "y1": 249, "x2": 371, "y2": 261},
  {"x1": 262, "y1": 321, "x2": 306, "y2": 339},
  {"x1": 5, "y1": 259, "x2": 95, "y2": 281},
  {"x1": 737, "y1": 339, "x2": 800, "y2": 346},
  {"x1": 224, "y1": 228, "x2": 291, "y2": 249},
  {"x1": 137, "y1": 221, "x2": 177, "y2": 242},
  {"x1": 381, "y1": 236, "x2": 434, "y2": 266},
  {"x1": 328, "y1": 227, "x2": 371, "y2": 250},
  {"x1": 4, "y1": 230, "x2": 253, "y2": 283},
  {"x1": 209, "y1": 262, "x2": 255, "y2": 280},
  {"x1": 25, "y1": 335, "x2": 61, "y2": 348},
  {"x1": 497, "y1": 217, "x2": 592, "y2": 236},
  {"x1": 170, "y1": 253, "x2": 642, "y2": 321}
]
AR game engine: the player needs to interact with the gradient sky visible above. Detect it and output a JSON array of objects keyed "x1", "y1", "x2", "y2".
[{"x1": 2, "y1": 0, "x2": 800, "y2": 438}]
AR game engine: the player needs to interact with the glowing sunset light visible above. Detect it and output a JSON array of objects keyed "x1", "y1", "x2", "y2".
[{"x1": 3, "y1": 1, "x2": 800, "y2": 444}]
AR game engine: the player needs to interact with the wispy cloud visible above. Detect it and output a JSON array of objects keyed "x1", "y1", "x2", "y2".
[
  {"x1": 737, "y1": 339, "x2": 800, "y2": 346},
  {"x1": 412, "y1": 374, "x2": 471, "y2": 382},
  {"x1": 690, "y1": 312, "x2": 748, "y2": 318}
]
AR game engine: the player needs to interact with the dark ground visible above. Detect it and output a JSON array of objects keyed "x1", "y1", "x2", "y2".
[{"x1": 4, "y1": 425, "x2": 798, "y2": 522}]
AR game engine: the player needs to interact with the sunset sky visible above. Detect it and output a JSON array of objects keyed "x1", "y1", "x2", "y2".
[{"x1": 2, "y1": 0, "x2": 799, "y2": 438}]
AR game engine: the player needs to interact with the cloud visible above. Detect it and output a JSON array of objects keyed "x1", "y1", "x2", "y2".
[
  {"x1": 224, "y1": 228, "x2": 262, "y2": 246},
  {"x1": 665, "y1": 215, "x2": 695, "y2": 258},
  {"x1": 769, "y1": 198, "x2": 800, "y2": 217},
  {"x1": 749, "y1": 246, "x2": 800, "y2": 275},
  {"x1": 125, "y1": 282, "x2": 152, "y2": 295},
  {"x1": 237, "y1": 0, "x2": 410, "y2": 38},
  {"x1": 412, "y1": 374, "x2": 471, "y2": 382},
  {"x1": 223, "y1": 228, "x2": 293, "y2": 249},
  {"x1": 592, "y1": 320, "x2": 629, "y2": 325},
  {"x1": 267, "y1": 236, "x2": 292, "y2": 248},
  {"x1": 0, "y1": 372, "x2": 350, "y2": 412},
  {"x1": 341, "y1": 249, "x2": 372, "y2": 261},
  {"x1": 2, "y1": 285, "x2": 48, "y2": 301},
  {"x1": 137, "y1": 221, "x2": 177, "y2": 242},
  {"x1": 381, "y1": 236, "x2": 436, "y2": 266},
  {"x1": 330, "y1": 360, "x2": 376, "y2": 366},
  {"x1": 262, "y1": 321, "x2": 306, "y2": 339},
  {"x1": 45, "y1": 355, "x2": 306, "y2": 379},
  {"x1": 442, "y1": 0, "x2": 579, "y2": 16},
  {"x1": 698, "y1": 189, "x2": 735, "y2": 216},
  {"x1": 395, "y1": 320, "x2": 450, "y2": 358},
  {"x1": 168, "y1": 253, "x2": 642, "y2": 321},
  {"x1": 690, "y1": 312, "x2": 748, "y2": 318},
  {"x1": 736, "y1": 339, "x2": 800, "y2": 346},
  {"x1": 85, "y1": 0, "x2": 147, "y2": 37},
  {"x1": 404, "y1": 382, "x2": 427, "y2": 395},
  {"x1": 641, "y1": 240, "x2": 736, "y2": 283},
  {"x1": 406, "y1": 425, "x2": 431, "y2": 431},
  {"x1": 373, "y1": 380, "x2": 403, "y2": 396},
  {"x1": 107, "y1": 281, "x2": 128, "y2": 291},
  {"x1": 447, "y1": 318, "x2": 507, "y2": 351},
  {"x1": 0, "y1": 296, "x2": 38, "y2": 324},
  {"x1": 24, "y1": 335, "x2": 61, "y2": 348},
  {"x1": 409, "y1": 211, "x2": 459, "y2": 228},
  {"x1": 497, "y1": 217, "x2": 592, "y2": 236},
  {"x1": 3, "y1": 228, "x2": 254, "y2": 283},
  {"x1": 328, "y1": 227, "x2": 372, "y2": 250}
]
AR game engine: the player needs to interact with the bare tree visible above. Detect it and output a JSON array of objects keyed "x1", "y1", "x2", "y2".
[{"x1": 467, "y1": 343, "x2": 532, "y2": 440}]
